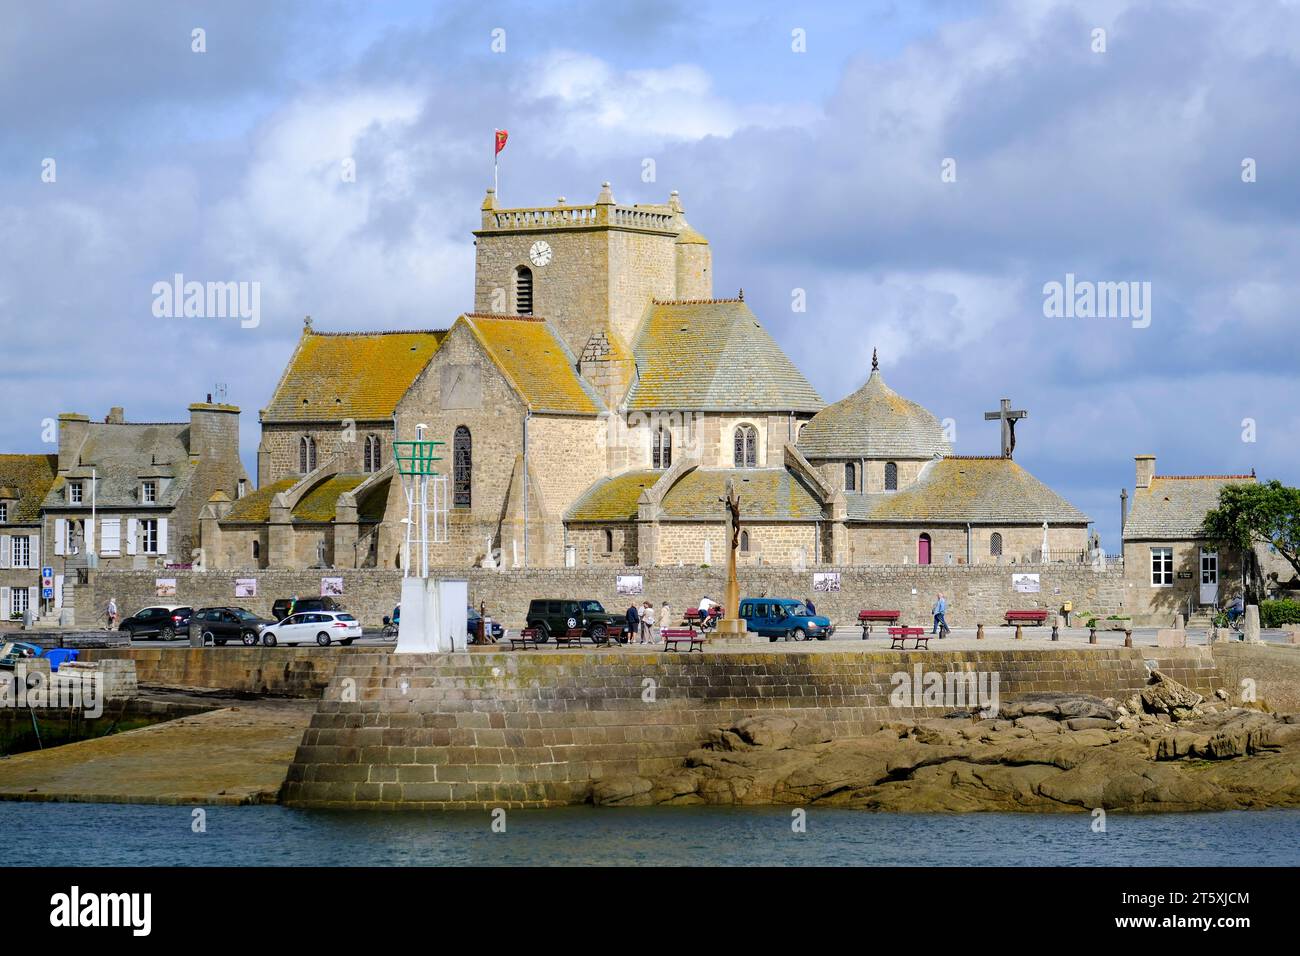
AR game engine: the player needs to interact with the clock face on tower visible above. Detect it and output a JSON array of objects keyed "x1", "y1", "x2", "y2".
[{"x1": 529, "y1": 240, "x2": 553, "y2": 267}]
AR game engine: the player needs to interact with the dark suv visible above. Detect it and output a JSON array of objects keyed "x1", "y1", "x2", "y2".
[
  {"x1": 271, "y1": 596, "x2": 341, "y2": 622},
  {"x1": 193, "y1": 606, "x2": 275, "y2": 646},
  {"x1": 119, "y1": 606, "x2": 191, "y2": 640},
  {"x1": 524, "y1": 599, "x2": 627, "y2": 644}
]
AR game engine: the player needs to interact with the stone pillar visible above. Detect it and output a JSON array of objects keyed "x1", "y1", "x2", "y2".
[
  {"x1": 1015, "y1": 623, "x2": 1023, "y2": 640},
  {"x1": 1243, "y1": 604, "x2": 1261, "y2": 644},
  {"x1": 1088, "y1": 627, "x2": 1097, "y2": 644},
  {"x1": 1124, "y1": 629, "x2": 1133, "y2": 648},
  {"x1": 976, "y1": 623, "x2": 984, "y2": 641}
]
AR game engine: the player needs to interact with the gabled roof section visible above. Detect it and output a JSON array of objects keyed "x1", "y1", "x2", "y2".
[
  {"x1": 566, "y1": 467, "x2": 823, "y2": 523},
  {"x1": 222, "y1": 478, "x2": 297, "y2": 523},
  {"x1": 625, "y1": 299, "x2": 824, "y2": 413},
  {"x1": 0, "y1": 454, "x2": 58, "y2": 523},
  {"x1": 565, "y1": 470, "x2": 659, "y2": 522},
  {"x1": 463, "y1": 314, "x2": 603, "y2": 414},
  {"x1": 42, "y1": 423, "x2": 195, "y2": 509},
  {"x1": 1123, "y1": 474, "x2": 1256, "y2": 540},
  {"x1": 262, "y1": 328, "x2": 447, "y2": 423},
  {"x1": 848, "y1": 456, "x2": 1089, "y2": 524}
]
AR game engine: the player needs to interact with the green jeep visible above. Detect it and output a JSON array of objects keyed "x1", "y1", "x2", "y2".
[{"x1": 524, "y1": 599, "x2": 628, "y2": 645}]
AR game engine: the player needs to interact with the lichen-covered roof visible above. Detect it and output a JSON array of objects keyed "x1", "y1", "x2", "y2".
[
  {"x1": 222, "y1": 478, "x2": 297, "y2": 523},
  {"x1": 42, "y1": 423, "x2": 196, "y2": 509},
  {"x1": 0, "y1": 454, "x2": 58, "y2": 524},
  {"x1": 625, "y1": 300, "x2": 823, "y2": 413},
  {"x1": 848, "y1": 457, "x2": 1089, "y2": 524},
  {"x1": 263, "y1": 329, "x2": 446, "y2": 423},
  {"x1": 292, "y1": 475, "x2": 368, "y2": 522},
  {"x1": 1123, "y1": 475, "x2": 1256, "y2": 540},
  {"x1": 797, "y1": 368, "x2": 951, "y2": 459},
  {"x1": 464, "y1": 314, "x2": 603, "y2": 414},
  {"x1": 566, "y1": 467, "x2": 823, "y2": 522}
]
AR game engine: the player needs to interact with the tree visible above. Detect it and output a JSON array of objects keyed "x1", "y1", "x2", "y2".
[{"x1": 1202, "y1": 480, "x2": 1300, "y2": 579}]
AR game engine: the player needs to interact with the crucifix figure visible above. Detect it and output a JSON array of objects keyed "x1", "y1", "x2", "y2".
[
  {"x1": 984, "y1": 398, "x2": 1028, "y2": 459},
  {"x1": 722, "y1": 478, "x2": 742, "y2": 621}
]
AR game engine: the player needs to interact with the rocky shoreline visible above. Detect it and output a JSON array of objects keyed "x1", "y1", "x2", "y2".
[{"x1": 592, "y1": 673, "x2": 1300, "y2": 812}]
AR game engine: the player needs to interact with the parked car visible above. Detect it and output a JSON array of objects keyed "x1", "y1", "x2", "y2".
[
  {"x1": 524, "y1": 599, "x2": 627, "y2": 644},
  {"x1": 260, "y1": 611, "x2": 362, "y2": 647},
  {"x1": 738, "y1": 598, "x2": 834, "y2": 641},
  {"x1": 193, "y1": 606, "x2": 275, "y2": 646},
  {"x1": 271, "y1": 596, "x2": 342, "y2": 622},
  {"x1": 118, "y1": 605, "x2": 191, "y2": 640},
  {"x1": 467, "y1": 605, "x2": 504, "y2": 641}
]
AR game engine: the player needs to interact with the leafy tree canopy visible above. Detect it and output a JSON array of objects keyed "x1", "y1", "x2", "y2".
[{"x1": 1203, "y1": 480, "x2": 1300, "y2": 578}]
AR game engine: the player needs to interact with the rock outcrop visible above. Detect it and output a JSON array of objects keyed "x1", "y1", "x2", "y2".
[{"x1": 592, "y1": 678, "x2": 1300, "y2": 813}]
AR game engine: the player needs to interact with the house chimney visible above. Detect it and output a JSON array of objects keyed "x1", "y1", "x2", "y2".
[
  {"x1": 1135, "y1": 454, "x2": 1155, "y2": 490},
  {"x1": 106, "y1": 407, "x2": 125, "y2": 424}
]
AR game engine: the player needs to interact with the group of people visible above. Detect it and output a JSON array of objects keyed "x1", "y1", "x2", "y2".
[{"x1": 624, "y1": 600, "x2": 673, "y2": 643}]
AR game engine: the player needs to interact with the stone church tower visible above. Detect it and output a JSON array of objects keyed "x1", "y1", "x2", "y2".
[{"x1": 472, "y1": 183, "x2": 712, "y2": 356}]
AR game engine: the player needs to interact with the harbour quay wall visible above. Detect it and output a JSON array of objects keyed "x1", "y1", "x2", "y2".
[
  {"x1": 281, "y1": 646, "x2": 1222, "y2": 810},
  {"x1": 82, "y1": 564, "x2": 1124, "y2": 629},
  {"x1": 79, "y1": 647, "x2": 355, "y2": 698}
]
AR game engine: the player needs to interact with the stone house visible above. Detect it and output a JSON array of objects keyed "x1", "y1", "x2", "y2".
[
  {"x1": 1120, "y1": 454, "x2": 1256, "y2": 625},
  {"x1": 0, "y1": 454, "x2": 58, "y2": 621},
  {"x1": 40, "y1": 404, "x2": 247, "y2": 590}
]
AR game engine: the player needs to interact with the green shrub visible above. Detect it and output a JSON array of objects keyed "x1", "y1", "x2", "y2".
[{"x1": 1260, "y1": 600, "x2": 1300, "y2": 629}]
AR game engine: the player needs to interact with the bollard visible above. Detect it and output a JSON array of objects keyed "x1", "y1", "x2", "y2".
[
  {"x1": 1124, "y1": 628, "x2": 1132, "y2": 648},
  {"x1": 1015, "y1": 623, "x2": 1023, "y2": 641},
  {"x1": 1051, "y1": 624, "x2": 1059, "y2": 642},
  {"x1": 1089, "y1": 627, "x2": 1098, "y2": 645},
  {"x1": 976, "y1": 623, "x2": 984, "y2": 641}
]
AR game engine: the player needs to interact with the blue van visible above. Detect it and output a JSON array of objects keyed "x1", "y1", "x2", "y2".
[{"x1": 737, "y1": 598, "x2": 834, "y2": 641}]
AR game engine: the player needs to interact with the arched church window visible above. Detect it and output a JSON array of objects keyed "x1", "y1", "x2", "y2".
[
  {"x1": 740, "y1": 530, "x2": 750, "y2": 553},
  {"x1": 885, "y1": 461, "x2": 898, "y2": 491},
  {"x1": 653, "y1": 426, "x2": 672, "y2": 469},
  {"x1": 733, "y1": 425, "x2": 758, "y2": 468},
  {"x1": 990, "y1": 532, "x2": 1003, "y2": 557},
  {"x1": 453, "y1": 426, "x2": 472, "y2": 507},
  {"x1": 252, "y1": 540, "x2": 260, "y2": 561},
  {"x1": 364, "y1": 435, "x2": 382, "y2": 473},
  {"x1": 604, "y1": 529, "x2": 614, "y2": 553},
  {"x1": 844, "y1": 463, "x2": 856, "y2": 492},
  {"x1": 515, "y1": 265, "x2": 533, "y2": 315},
  {"x1": 299, "y1": 436, "x2": 317, "y2": 474}
]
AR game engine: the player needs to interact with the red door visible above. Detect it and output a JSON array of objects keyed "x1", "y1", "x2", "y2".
[{"x1": 918, "y1": 534, "x2": 931, "y2": 565}]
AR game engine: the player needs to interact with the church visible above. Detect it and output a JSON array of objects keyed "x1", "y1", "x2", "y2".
[{"x1": 199, "y1": 182, "x2": 1090, "y2": 571}]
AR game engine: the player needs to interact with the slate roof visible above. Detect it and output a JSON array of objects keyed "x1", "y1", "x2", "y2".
[
  {"x1": 42, "y1": 423, "x2": 195, "y2": 509},
  {"x1": 222, "y1": 473, "x2": 391, "y2": 525},
  {"x1": 625, "y1": 300, "x2": 824, "y2": 413},
  {"x1": 846, "y1": 457, "x2": 1089, "y2": 524},
  {"x1": 797, "y1": 368, "x2": 951, "y2": 459},
  {"x1": 567, "y1": 467, "x2": 824, "y2": 522},
  {"x1": 1123, "y1": 475, "x2": 1256, "y2": 540},
  {"x1": 0, "y1": 454, "x2": 59, "y2": 524},
  {"x1": 222, "y1": 478, "x2": 297, "y2": 523},
  {"x1": 263, "y1": 329, "x2": 446, "y2": 423},
  {"x1": 464, "y1": 314, "x2": 604, "y2": 415}
]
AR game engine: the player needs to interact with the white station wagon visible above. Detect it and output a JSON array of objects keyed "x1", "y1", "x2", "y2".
[{"x1": 260, "y1": 611, "x2": 362, "y2": 647}]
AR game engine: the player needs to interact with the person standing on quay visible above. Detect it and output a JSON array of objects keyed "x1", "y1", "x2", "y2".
[
  {"x1": 660, "y1": 601, "x2": 672, "y2": 640},
  {"x1": 932, "y1": 593, "x2": 948, "y2": 636},
  {"x1": 625, "y1": 602, "x2": 639, "y2": 643},
  {"x1": 640, "y1": 601, "x2": 655, "y2": 644},
  {"x1": 106, "y1": 597, "x2": 118, "y2": 630}
]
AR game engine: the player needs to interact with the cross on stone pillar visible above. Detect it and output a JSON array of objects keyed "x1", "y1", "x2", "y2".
[{"x1": 984, "y1": 398, "x2": 1028, "y2": 459}]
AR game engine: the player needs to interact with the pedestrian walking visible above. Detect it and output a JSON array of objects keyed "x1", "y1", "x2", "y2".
[
  {"x1": 106, "y1": 597, "x2": 118, "y2": 630},
  {"x1": 639, "y1": 601, "x2": 656, "y2": 643},
  {"x1": 932, "y1": 593, "x2": 949, "y2": 636},
  {"x1": 660, "y1": 601, "x2": 672, "y2": 640}
]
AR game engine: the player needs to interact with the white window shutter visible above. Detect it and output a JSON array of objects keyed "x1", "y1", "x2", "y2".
[
  {"x1": 85, "y1": 518, "x2": 95, "y2": 555},
  {"x1": 30, "y1": 534, "x2": 39, "y2": 568},
  {"x1": 101, "y1": 518, "x2": 120, "y2": 556},
  {"x1": 55, "y1": 519, "x2": 66, "y2": 556},
  {"x1": 0, "y1": 535, "x2": 10, "y2": 570},
  {"x1": 158, "y1": 518, "x2": 168, "y2": 555},
  {"x1": 127, "y1": 518, "x2": 138, "y2": 556},
  {"x1": 0, "y1": 587, "x2": 9, "y2": 616},
  {"x1": 55, "y1": 574, "x2": 64, "y2": 609},
  {"x1": 27, "y1": 587, "x2": 35, "y2": 612}
]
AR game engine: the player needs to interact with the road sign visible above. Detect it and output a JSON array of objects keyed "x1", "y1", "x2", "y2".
[
  {"x1": 42, "y1": 566, "x2": 53, "y2": 578},
  {"x1": 42, "y1": 588, "x2": 53, "y2": 600}
]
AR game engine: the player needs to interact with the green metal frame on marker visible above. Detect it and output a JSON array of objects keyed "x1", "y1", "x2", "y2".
[{"x1": 394, "y1": 439, "x2": 444, "y2": 477}]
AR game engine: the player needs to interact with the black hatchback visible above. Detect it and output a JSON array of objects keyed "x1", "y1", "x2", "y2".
[
  {"x1": 193, "y1": 606, "x2": 275, "y2": 646},
  {"x1": 119, "y1": 605, "x2": 192, "y2": 640}
]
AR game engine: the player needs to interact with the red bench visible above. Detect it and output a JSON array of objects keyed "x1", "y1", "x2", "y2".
[
  {"x1": 510, "y1": 627, "x2": 541, "y2": 650},
  {"x1": 662, "y1": 627, "x2": 705, "y2": 653},
  {"x1": 1004, "y1": 610, "x2": 1049, "y2": 627},
  {"x1": 684, "y1": 608, "x2": 721, "y2": 631},
  {"x1": 888, "y1": 626, "x2": 930, "y2": 650},
  {"x1": 857, "y1": 609, "x2": 901, "y2": 638},
  {"x1": 556, "y1": 627, "x2": 588, "y2": 648}
]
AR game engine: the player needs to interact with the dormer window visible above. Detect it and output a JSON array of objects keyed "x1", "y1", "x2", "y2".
[
  {"x1": 142, "y1": 480, "x2": 158, "y2": 503},
  {"x1": 237, "y1": 479, "x2": 248, "y2": 498},
  {"x1": 0, "y1": 502, "x2": 7, "y2": 523},
  {"x1": 69, "y1": 481, "x2": 83, "y2": 504}
]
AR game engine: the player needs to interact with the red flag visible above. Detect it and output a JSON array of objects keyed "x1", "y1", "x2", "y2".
[{"x1": 494, "y1": 129, "x2": 508, "y2": 156}]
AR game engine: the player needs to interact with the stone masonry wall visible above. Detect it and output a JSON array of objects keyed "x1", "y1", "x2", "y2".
[{"x1": 82, "y1": 563, "x2": 1125, "y2": 629}]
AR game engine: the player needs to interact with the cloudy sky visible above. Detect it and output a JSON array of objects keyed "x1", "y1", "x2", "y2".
[{"x1": 3, "y1": 0, "x2": 1296, "y2": 551}]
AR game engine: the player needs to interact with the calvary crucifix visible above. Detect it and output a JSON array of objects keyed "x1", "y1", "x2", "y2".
[
  {"x1": 722, "y1": 477, "x2": 742, "y2": 619},
  {"x1": 984, "y1": 398, "x2": 1027, "y2": 459}
]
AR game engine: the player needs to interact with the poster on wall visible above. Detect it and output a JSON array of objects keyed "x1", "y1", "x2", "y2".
[
  {"x1": 812, "y1": 571, "x2": 841, "y2": 593},
  {"x1": 321, "y1": 577, "x2": 344, "y2": 597},
  {"x1": 155, "y1": 577, "x2": 177, "y2": 597},
  {"x1": 235, "y1": 578, "x2": 258, "y2": 599},
  {"x1": 616, "y1": 574, "x2": 644, "y2": 595},
  {"x1": 1013, "y1": 573, "x2": 1041, "y2": 593}
]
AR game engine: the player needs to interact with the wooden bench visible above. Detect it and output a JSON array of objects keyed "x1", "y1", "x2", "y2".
[
  {"x1": 509, "y1": 627, "x2": 541, "y2": 650},
  {"x1": 662, "y1": 627, "x2": 705, "y2": 653},
  {"x1": 857, "y1": 609, "x2": 901, "y2": 638},
  {"x1": 684, "y1": 608, "x2": 720, "y2": 631},
  {"x1": 556, "y1": 627, "x2": 587, "y2": 648},
  {"x1": 1004, "y1": 610, "x2": 1049, "y2": 627},
  {"x1": 888, "y1": 626, "x2": 930, "y2": 650}
]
